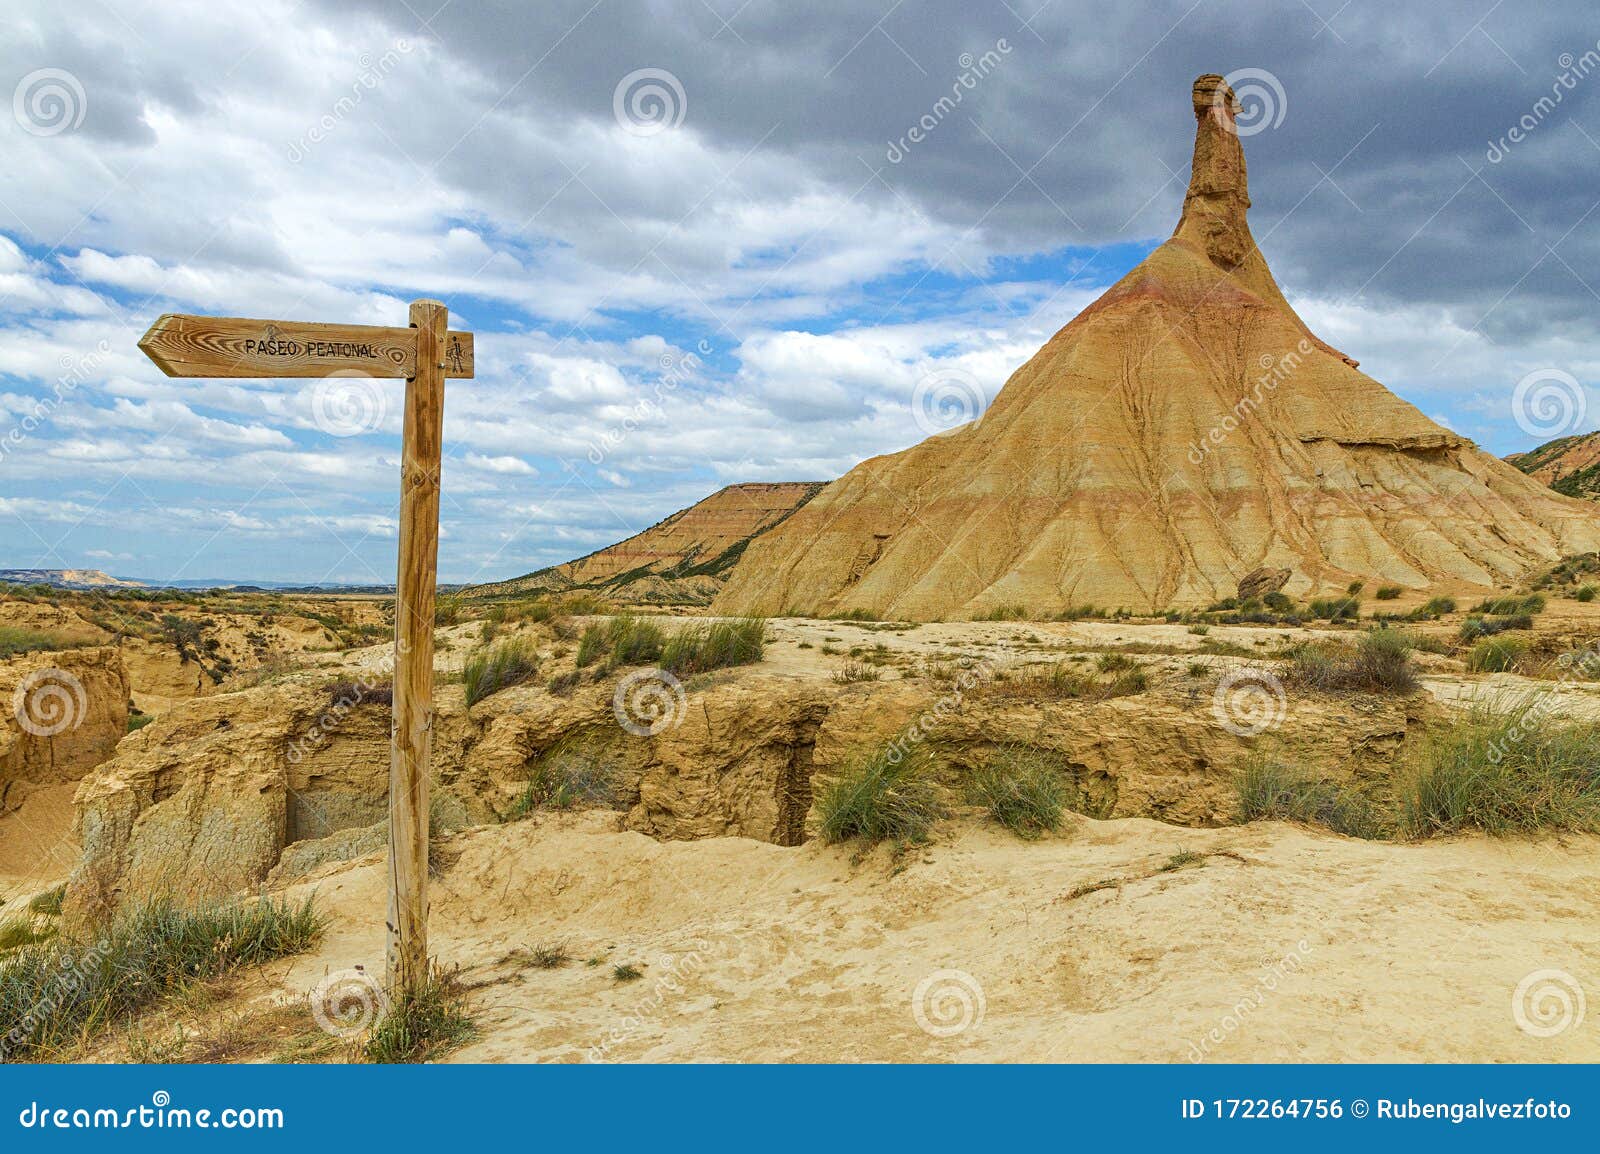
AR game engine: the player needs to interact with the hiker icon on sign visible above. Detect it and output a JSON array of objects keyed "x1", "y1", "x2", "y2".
[{"x1": 447, "y1": 336, "x2": 466, "y2": 375}]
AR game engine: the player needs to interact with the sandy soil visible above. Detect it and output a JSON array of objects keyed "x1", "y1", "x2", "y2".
[{"x1": 268, "y1": 812, "x2": 1600, "y2": 1063}]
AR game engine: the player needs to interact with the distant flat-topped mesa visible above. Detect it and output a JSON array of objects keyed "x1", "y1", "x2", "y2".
[{"x1": 714, "y1": 75, "x2": 1600, "y2": 618}]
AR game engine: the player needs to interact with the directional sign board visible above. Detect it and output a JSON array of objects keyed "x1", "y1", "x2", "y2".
[
  {"x1": 138, "y1": 313, "x2": 474, "y2": 379},
  {"x1": 136, "y1": 299, "x2": 471, "y2": 998}
]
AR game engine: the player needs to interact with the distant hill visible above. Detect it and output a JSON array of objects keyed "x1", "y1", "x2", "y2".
[
  {"x1": 1508, "y1": 431, "x2": 1600, "y2": 500},
  {"x1": 0, "y1": 569, "x2": 145, "y2": 590},
  {"x1": 464, "y1": 481, "x2": 826, "y2": 606}
]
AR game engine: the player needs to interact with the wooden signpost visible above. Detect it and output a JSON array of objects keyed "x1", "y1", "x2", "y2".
[{"x1": 138, "y1": 301, "x2": 474, "y2": 996}]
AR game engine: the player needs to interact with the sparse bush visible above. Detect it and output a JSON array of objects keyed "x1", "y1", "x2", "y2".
[
  {"x1": 817, "y1": 741, "x2": 947, "y2": 845},
  {"x1": 1187, "y1": 624, "x2": 1210, "y2": 636},
  {"x1": 1095, "y1": 652, "x2": 1136, "y2": 673},
  {"x1": 0, "y1": 897, "x2": 320, "y2": 1062},
  {"x1": 1471, "y1": 594, "x2": 1545, "y2": 616},
  {"x1": 967, "y1": 748, "x2": 1067, "y2": 839},
  {"x1": 1235, "y1": 759, "x2": 1384, "y2": 838},
  {"x1": 1284, "y1": 631, "x2": 1418, "y2": 694},
  {"x1": 612, "y1": 964, "x2": 643, "y2": 982},
  {"x1": 1401, "y1": 708, "x2": 1600, "y2": 836},
  {"x1": 360, "y1": 965, "x2": 472, "y2": 1063},
  {"x1": 326, "y1": 679, "x2": 392, "y2": 708},
  {"x1": 512, "y1": 742, "x2": 618, "y2": 816},
  {"x1": 1375, "y1": 584, "x2": 1402, "y2": 600},
  {"x1": 658, "y1": 618, "x2": 764, "y2": 676},
  {"x1": 26, "y1": 886, "x2": 65, "y2": 917},
  {"x1": 1262, "y1": 590, "x2": 1294, "y2": 612},
  {"x1": 1458, "y1": 614, "x2": 1532, "y2": 641},
  {"x1": 832, "y1": 660, "x2": 882, "y2": 684},
  {"x1": 1576, "y1": 584, "x2": 1597, "y2": 602},
  {"x1": 1347, "y1": 581, "x2": 1365, "y2": 595},
  {"x1": 1420, "y1": 596, "x2": 1457, "y2": 616},
  {"x1": 464, "y1": 637, "x2": 540, "y2": 706},
  {"x1": 976, "y1": 604, "x2": 1028, "y2": 621},
  {"x1": 1308, "y1": 596, "x2": 1360, "y2": 622},
  {"x1": 433, "y1": 595, "x2": 463, "y2": 626},
  {"x1": 1465, "y1": 636, "x2": 1526, "y2": 673},
  {"x1": 0, "y1": 627, "x2": 91, "y2": 658},
  {"x1": 526, "y1": 942, "x2": 569, "y2": 969}
]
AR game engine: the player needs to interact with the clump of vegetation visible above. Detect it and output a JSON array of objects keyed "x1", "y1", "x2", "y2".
[
  {"x1": 1052, "y1": 604, "x2": 1108, "y2": 621},
  {"x1": 433, "y1": 595, "x2": 464, "y2": 626},
  {"x1": 26, "y1": 885, "x2": 65, "y2": 917},
  {"x1": 658, "y1": 618, "x2": 765, "y2": 676},
  {"x1": 975, "y1": 604, "x2": 1029, "y2": 622},
  {"x1": 832, "y1": 659, "x2": 882, "y2": 684},
  {"x1": 1308, "y1": 595, "x2": 1360, "y2": 622},
  {"x1": 827, "y1": 608, "x2": 880, "y2": 622},
  {"x1": 966, "y1": 747, "x2": 1068, "y2": 839},
  {"x1": 325, "y1": 679, "x2": 393, "y2": 708},
  {"x1": 1160, "y1": 849, "x2": 1205, "y2": 871},
  {"x1": 1458, "y1": 614, "x2": 1533, "y2": 641},
  {"x1": 817, "y1": 741, "x2": 947, "y2": 845},
  {"x1": 1465, "y1": 636, "x2": 1526, "y2": 674},
  {"x1": 612, "y1": 963, "x2": 643, "y2": 982},
  {"x1": 1470, "y1": 594, "x2": 1545, "y2": 617},
  {"x1": 463, "y1": 637, "x2": 541, "y2": 706},
  {"x1": 0, "y1": 916, "x2": 56, "y2": 952},
  {"x1": 0, "y1": 627, "x2": 91, "y2": 658},
  {"x1": 511, "y1": 741, "x2": 618, "y2": 816},
  {"x1": 1374, "y1": 584, "x2": 1403, "y2": 601},
  {"x1": 1419, "y1": 596, "x2": 1457, "y2": 617},
  {"x1": 1235, "y1": 759, "x2": 1385, "y2": 839},
  {"x1": 360, "y1": 965, "x2": 473, "y2": 1063},
  {"x1": 1577, "y1": 585, "x2": 1598, "y2": 603},
  {"x1": 1095, "y1": 652, "x2": 1136, "y2": 673},
  {"x1": 526, "y1": 942, "x2": 570, "y2": 969},
  {"x1": 981, "y1": 661, "x2": 1146, "y2": 701},
  {"x1": 1401, "y1": 708, "x2": 1600, "y2": 837},
  {"x1": 0, "y1": 897, "x2": 320, "y2": 1062},
  {"x1": 1283, "y1": 630, "x2": 1418, "y2": 694}
]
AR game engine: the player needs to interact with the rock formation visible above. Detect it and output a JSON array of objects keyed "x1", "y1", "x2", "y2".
[
  {"x1": 715, "y1": 75, "x2": 1600, "y2": 618},
  {"x1": 466, "y1": 481, "x2": 824, "y2": 606}
]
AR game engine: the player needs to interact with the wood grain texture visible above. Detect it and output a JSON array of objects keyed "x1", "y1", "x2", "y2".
[
  {"x1": 386, "y1": 298, "x2": 447, "y2": 995},
  {"x1": 138, "y1": 313, "x2": 473, "y2": 379}
]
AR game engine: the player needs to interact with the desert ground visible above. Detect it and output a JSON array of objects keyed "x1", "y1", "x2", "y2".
[{"x1": 3, "y1": 575, "x2": 1599, "y2": 1063}]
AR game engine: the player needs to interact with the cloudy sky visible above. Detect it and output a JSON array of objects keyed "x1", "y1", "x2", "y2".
[{"x1": 1, "y1": 0, "x2": 1597, "y2": 585}]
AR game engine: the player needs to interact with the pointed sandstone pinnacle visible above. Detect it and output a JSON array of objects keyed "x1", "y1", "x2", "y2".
[
  {"x1": 710, "y1": 72, "x2": 1600, "y2": 619},
  {"x1": 1175, "y1": 73, "x2": 1254, "y2": 269}
]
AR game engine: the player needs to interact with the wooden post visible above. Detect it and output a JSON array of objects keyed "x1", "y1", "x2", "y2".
[{"x1": 387, "y1": 298, "x2": 447, "y2": 995}]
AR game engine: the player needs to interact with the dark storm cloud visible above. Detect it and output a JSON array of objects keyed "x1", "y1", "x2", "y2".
[{"x1": 310, "y1": 0, "x2": 1600, "y2": 339}]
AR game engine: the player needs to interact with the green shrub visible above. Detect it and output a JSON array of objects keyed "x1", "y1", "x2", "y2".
[
  {"x1": 0, "y1": 627, "x2": 92, "y2": 658},
  {"x1": 511, "y1": 743, "x2": 617, "y2": 816},
  {"x1": 463, "y1": 637, "x2": 540, "y2": 706},
  {"x1": 967, "y1": 748, "x2": 1068, "y2": 839},
  {"x1": 0, "y1": 917, "x2": 56, "y2": 952},
  {"x1": 1459, "y1": 614, "x2": 1532, "y2": 641},
  {"x1": 1188, "y1": 624, "x2": 1210, "y2": 636},
  {"x1": 976, "y1": 604, "x2": 1029, "y2": 621},
  {"x1": 0, "y1": 897, "x2": 319, "y2": 1062},
  {"x1": 1262, "y1": 591, "x2": 1294, "y2": 612},
  {"x1": 1576, "y1": 585, "x2": 1597, "y2": 603},
  {"x1": 831, "y1": 659, "x2": 881, "y2": 684},
  {"x1": 1346, "y1": 581, "x2": 1365, "y2": 596},
  {"x1": 26, "y1": 886, "x2": 65, "y2": 917},
  {"x1": 1419, "y1": 596, "x2": 1457, "y2": 617},
  {"x1": 1235, "y1": 760, "x2": 1385, "y2": 838},
  {"x1": 1401, "y1": 708, "x2": 1600, "y2": 836},
  {"x1": 433, "y1": 595, "x2": 463, "y2": 626},
  {"x1": 1095, "y1": 652, "x2": 1137, "y2": 673},
  {"x1": 1375, "y1": 584, "x2": 1402, "y2": 600},
  {"x1": 1285, "y1": 631, "x2": 1418, "y2": 693},
  {"x1": 659, "y1": 618, "x2": 765, "y2": 676},
  {"x1": 361, "y1": 965, "x2": 472, "y2": 1063},
  {"x1": 1308, "y1": 596, "x2": 1360, "y2": 622},
  {"x1": 1471, "y1": 594, "x2": 1545, "y2": 616},
  {"x1": 817, "y1": 741, "x2": 947, "y2": 844},
  {"x1": 1466, "y1": 636, "x2": 1526, "y2": 673}
]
